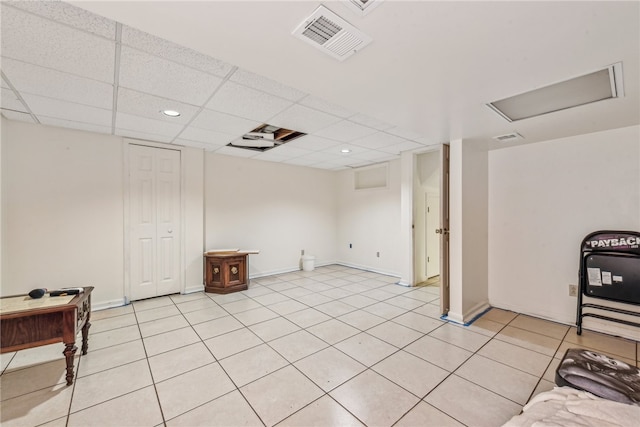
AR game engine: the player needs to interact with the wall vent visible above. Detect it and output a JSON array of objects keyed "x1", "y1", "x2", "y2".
[
  {"x1": 293, "y1": 5, "x2": 372, "y2": 61},
  {"x1": 492, "y1": 132, "x2": 523, "y2": 143}
]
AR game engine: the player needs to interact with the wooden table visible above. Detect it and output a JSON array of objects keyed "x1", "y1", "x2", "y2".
[
  {"x1": 204, "y1": 250, "x2": 259, "y2": 294},
  {"x1": 0, "y1": 287, "x2": 93, "y2": 385}
]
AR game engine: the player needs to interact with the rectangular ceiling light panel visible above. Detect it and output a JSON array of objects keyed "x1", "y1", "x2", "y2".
[
  {"x1": 487, "y1": 63, "x2": 624, "y2": 122},
  {"x1": 293, "y1": 5, "x2": 372, "y2": 61}
]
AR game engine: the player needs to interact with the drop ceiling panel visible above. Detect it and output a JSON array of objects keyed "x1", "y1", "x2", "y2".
[
  {"x1": 283, "y1": 157, "x2": 321, "y2": 167},
  {"x1": 252, "y1": 150, "x2": 292, "y2": 163},
  {"x1": 1, "y1": 110, "x2": 35, "y2": 123},
  {"x1": 299, "y1": 95, "x2": 355, "y2": 118},
  {"x1": 7, "y1": 0, "x2": 116, "y2": 39},
  {"x1": 269, "y1": 104, "x2": 343, "y2": 133},
  {"x1": 190, "y1": 109, "x2": 260, "y2": 135},
  {"x1": 115, "y1": 112, "x2": 184, "y2": 138},
  {"x1": 121, "y1": 26, "x2": 234, "y2": 78},
  {"x1": 39, "y1": 116, "x2": 113, "y2": 136},
  {"x1": 173, "y1": 138, "x2": 219, "y2": 151},
  {"x1": 178, "y1": 127, "x2": 235, "y2": 146},
  {"x1": 206, "y1": 81, "x2": 293, "y2": 122},
  {"x1": 385, "y1": 126, "x2": 425, "y2": 142},
  {"x1": 117, "y1": 88, "x2": 200, "y2": 125},
  {"x1": 347, "y1": 149, "x2": 397, "y2": 162},
  {"x1": 315, "y1": 119, "x2": 378, "y2": 142},
  {"x1": 1, "y1": 88, "x2": 27, "y2": 112},
  {"x1": 230, "y1": 69, "x2": 307, "y2": 101},
  {"x1": 265, "y1": 145, "x2": 314, "y2": 159},
  {"x1": 116, "y1": 128, "x2": 174, "y2": 143},
  {"x1": 214, "y1": 145, "x2": 260, "y2": 158},
  {"x1": 350, "y1": 131, "x2": 406, "y2": 149},
  {"x1": 1, "y1": 6, "x2": 115, "y2": 82},
  {"x1": 119, "y1": 46, "x2": 222, "y2": 105},
  {"x1": 377, "y1": 140, "x2": 424, "y2": 154},
  {"x1": 1, "y1": 58, "x2": 113, "y2": 110},
  {"x1": 285, "y1": 134, "x2": 341, "y2": 151},
  {"x1": 348, "y1": 113, "x2": 393, "y2": 130},
  {"x1": 21, "y1": 93, "x2": 112, "y2": 126}
]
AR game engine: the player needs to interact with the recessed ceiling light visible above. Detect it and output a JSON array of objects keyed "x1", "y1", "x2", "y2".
[
  {"x1": 487, "y1": 62, "x2": 624, "y2": 122},
  {"x1": 341, "y1": 149, "x2": 351, "y2": 153},
  {"x1": 161, "y1": 109, "x2": 181, "y2": 117}
]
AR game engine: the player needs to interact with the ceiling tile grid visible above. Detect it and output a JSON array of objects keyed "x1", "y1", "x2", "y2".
[
  {"x1": 268, "y1": 104, "x2": 344, "y2": 134},
  {"x1": 0, "y1": 1, "x2": 449, "y2": 170},
  {"x1": 189, "y1": 109, "x2": 261, "y2": 136},
  {"x1": 1, "y1": 87, "x2": 28, "y2": 112},
  {"x1": 205, "y1": 80, "x2": 293, "y2": 123},
  {"x1": 298, "y1": 95, "x2": 356, "y2": 118},
  {"x1": 229, "y1": 69, "x2": 307, "y2": 102},
  {"x1": 1, "y1": 58, "x2": 114, "y2": 110},
  {"x1": 121, "y1": 26, "x2": 234, "y2": 78},
  {"x1": 315, "y1": 119, "x2": 379, "y2": 142},
  {"x1": 39, "y1": 116, "x2": 113, "y2": 136},
  {"x1": 115, "y1": 112, "x2": 184, "y2": 139},
  {"x1": 1, "y1": 5, "x2": 115, "y2": 83},
  {"x1": 117, "y1": 88, "x2": 200, "y2": 125},
  {"x1": 22, "y1": 93, "x2": 112, "y2": 127},
  {"x1": 1, "y1": 109, "x2": 36, "y2": 123},
  {"x1": 6, "y1": 0, "x2": 116, "y2": 39},
  {"x1": 177, "y1": 127, "x2": 237, "y2": 148},
  {"x1": 118, "y1": 46, "x2": 223, "y2": 106}
]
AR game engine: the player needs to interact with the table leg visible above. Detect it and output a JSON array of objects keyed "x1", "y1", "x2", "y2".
[
  {"x1": 63, "y1": 343, "x2": 77, "y2": 385},
  {"x1": 82, "y1": 320, "x2": 91, "y2": 355}
]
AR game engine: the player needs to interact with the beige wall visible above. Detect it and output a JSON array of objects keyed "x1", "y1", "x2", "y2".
[
  {"x1": 2, "y1": 121, "x2": 205, "y2": 308},
  {"x1": 204, "y1": 153, "x2": 338, "y2": 276},
  {"x1": 2, "y1": 121, "x2": 125, "y2": 305},
  {"x1": 488, "y1": 125, "x2": 640, "y2": 340},
  {"x1": 336, "y1": 160, "x2": 402, "y2": 277}
]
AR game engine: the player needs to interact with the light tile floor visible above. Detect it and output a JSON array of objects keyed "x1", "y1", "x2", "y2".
[{"x1": 1, "y1": 265, "x2": 639, "y2": 427}]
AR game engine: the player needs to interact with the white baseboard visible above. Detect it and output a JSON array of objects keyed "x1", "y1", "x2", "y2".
[
  {"x1": 333, "y1": 261, "x2": 401, "y2": 279},
  {"x1": 92, "y1": 298, "x2": 126, "y2": 311},
  {"x1": 184, "y1": 284, "x2": 204, "y2": 294}
]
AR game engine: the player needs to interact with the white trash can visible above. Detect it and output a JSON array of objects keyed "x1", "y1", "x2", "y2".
[{"x1": 301, "y1": 255, "x2": 315, "y2": 272}]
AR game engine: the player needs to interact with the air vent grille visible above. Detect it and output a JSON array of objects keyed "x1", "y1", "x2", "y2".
[
  {"x1": 492, "y1": 132, "x2": 523, "y2": 142},
  {"x1": 293, "y1": 5, "x2": 372, "y2": 61},
  {"x1": 302, "y1": 16, "x2": 341, "y2": 45}
]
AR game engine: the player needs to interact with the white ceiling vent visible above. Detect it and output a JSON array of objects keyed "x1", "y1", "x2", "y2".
[
  {"x1": 293, "y1": 5, "x2": 372, "y2": 61},
  {"x1": 343, "y1": 0, "x2": 385, "y2": 16},
  {"x1": 492, "y1": 132, "x2": 524, "y2": 143}
]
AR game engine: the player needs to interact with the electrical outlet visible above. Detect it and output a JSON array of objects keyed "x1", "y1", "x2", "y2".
[{"x1": 569, "y1": 284, "x2": 578, "y2": 297}]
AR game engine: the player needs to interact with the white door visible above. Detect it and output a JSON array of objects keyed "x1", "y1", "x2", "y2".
[
  {"x1": 129, "y1": 145, "x2": 181, "y2": 301},
  {"x1": 426, "y1": 194, "x2": 441, "y2": 278}
]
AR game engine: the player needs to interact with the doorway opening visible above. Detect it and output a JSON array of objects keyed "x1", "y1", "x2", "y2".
[{"x1": 413, "y1": 145, "x2": 449, "y2": 315}]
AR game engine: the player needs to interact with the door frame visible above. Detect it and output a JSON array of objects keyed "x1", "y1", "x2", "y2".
[
  {"x1": 123, "y1": 139, "x2": 186, "y2": 303},
  {"x1": 410, "y1": 144, "x2": 450, "y2": 315}
]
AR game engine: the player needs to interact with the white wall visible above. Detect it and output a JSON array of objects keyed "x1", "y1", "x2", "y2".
[
  {"x1": 488, "y1": 125, "x2": 640, "y2": 339},
  {"x1": 336, "y1": 160, "x2": 402, "y2": 277},
  {"x1": 2, "y1": 121, "x2": 124, "y2": 305},
  {"x1": 2, "y1": 121, "x2": 205, "y2": 307},
  {"x1": 449, "y1": 139, "x2": 490, "y2": 323},
  {"x1": 183, "y1": 147, "x2": 205, "y2": 293},
  {"x1": 204, "y1": 153, "x2": 337, "y2": 276}
]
